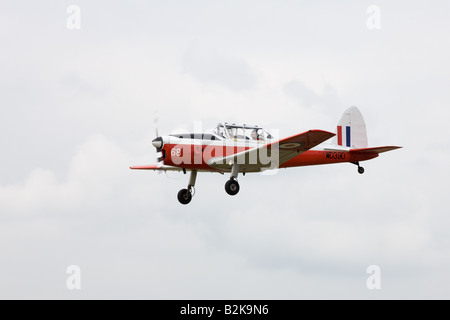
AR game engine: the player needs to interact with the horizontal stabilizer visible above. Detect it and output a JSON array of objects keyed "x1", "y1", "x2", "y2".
[{"x1": 350, "y1": 146, "x2": 402, "y2": 154}]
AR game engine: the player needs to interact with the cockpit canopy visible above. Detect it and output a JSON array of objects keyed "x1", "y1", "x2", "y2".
[{"x1": 213, "y1": 123, "x2": 273, "y2": 141}]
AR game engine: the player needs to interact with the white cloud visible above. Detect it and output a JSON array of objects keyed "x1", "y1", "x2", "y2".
[
  {"x1": 1, "y1": 0, "x2": 450, "y2": 299},
  {"x1": 182, "y1": 40, "x2": 258, "y2": 91}
]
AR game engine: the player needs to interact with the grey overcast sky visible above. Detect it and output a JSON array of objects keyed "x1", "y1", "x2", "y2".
[{"x1": 1, "y1": 0, "x2": 449, "y2": 299}]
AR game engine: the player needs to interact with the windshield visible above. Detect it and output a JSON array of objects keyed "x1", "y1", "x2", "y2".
[{"x1": 215, "y1": 124, "x2": 273, "y2": 141}]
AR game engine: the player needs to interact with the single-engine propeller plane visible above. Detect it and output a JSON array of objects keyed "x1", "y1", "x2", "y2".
[{"x1": 130, "y1": 107, "x2": 401, "y2": 204}]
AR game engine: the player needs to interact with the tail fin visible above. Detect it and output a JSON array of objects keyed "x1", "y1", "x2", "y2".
[{"x1": 334, "y1": 106, "x2": 368, "y2": 149}]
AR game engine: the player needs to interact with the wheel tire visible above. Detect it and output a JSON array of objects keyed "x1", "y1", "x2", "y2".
[
  {"x1": 225, "y1": 180, "x2": 240, "y2": 196},
  {"x1": 358, "y1": 167, "x2": 365, "y2": 174},
  {"x1": 177, "y1": 188, "x2": 192, "y2": 204}
]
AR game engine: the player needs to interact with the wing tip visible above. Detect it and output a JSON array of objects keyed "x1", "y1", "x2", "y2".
[{"x1": 130, "y1": 165, "x2": 159, "y2": 170}]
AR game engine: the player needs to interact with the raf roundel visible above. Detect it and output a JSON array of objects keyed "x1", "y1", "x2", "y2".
[{"x1": 279, "y1": 142, "x2": 303, "y2": 149}]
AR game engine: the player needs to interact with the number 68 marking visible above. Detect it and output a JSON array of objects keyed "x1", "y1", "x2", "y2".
[{"x1": 171, "y1": 148, "x2": 181, "y2": 157}]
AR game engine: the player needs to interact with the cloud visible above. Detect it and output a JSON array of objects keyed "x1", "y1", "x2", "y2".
[
  {"x1": 283, "y1": 79, "x2": 340, "y2": 111},
  {"x1": 0, "y1": 134, "x2": 133, "y2": 218},
  {"x1": 193, "y1": 167, "x2": 438, "y2": 275},
  {"x1": 60, "y1": 73, "x2": 106, "y2": 98},
  {"x1": 182, "y1": 40, "x2": 257, "y2": 91},
  {"x1": 2, "y1": 0, "x2": 450, "y2": 300},
  {"x1": 0, "y1": 125, "x2": 449, "y2": 299}
]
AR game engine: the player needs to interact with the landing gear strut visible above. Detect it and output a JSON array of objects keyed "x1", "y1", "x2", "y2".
[
  {"x1": 177, "y1": 170, "x2": 197, "y2": 205},
  {"x1": 352, "y1": 161, "x2": 365, "y2": 174},
  {"x1": 225, "y1": 164, "x2": 240, "y2": 196}
]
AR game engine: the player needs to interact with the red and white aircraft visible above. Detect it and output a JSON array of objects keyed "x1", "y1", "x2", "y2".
[{"x1": 131, "y1": 107, "x2": 401, "y2": 204}]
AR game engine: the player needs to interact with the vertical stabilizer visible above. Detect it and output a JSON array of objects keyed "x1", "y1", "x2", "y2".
[{"x1": 335, "y1": 106, "x2": 368, "y2": 149}]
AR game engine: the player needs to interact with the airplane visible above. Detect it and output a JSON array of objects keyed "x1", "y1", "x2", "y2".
[{"x1": 130, "y1": 107, "x2": 401, "y2": 205}]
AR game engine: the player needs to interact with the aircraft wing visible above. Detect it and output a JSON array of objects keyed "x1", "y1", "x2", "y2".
[
  {"x1": 130, "y1": 165, "x2": 220, "y2": 173},
  {"x1": 208, "y1": 129, "x2": 335, "y2": 172},
  {"x1": 130, "y1": 165, "x2": 184, "y2": 172}
]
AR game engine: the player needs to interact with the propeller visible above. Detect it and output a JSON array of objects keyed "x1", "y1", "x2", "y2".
[
  {"x1": 154, "y1": 112, "x2": 159, "y2": 138},
  {"x1": 152, "y1": 112, "x2": 164, "y2": 170}
]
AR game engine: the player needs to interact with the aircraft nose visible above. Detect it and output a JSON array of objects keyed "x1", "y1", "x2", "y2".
[{"x1": 152, "y1": 137, "x2": 163, "y2": 149}]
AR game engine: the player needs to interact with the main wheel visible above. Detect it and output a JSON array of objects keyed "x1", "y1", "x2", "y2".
[
  {"x1": 358, "y1": 166, "x2": 365, "y2": 174},
  {"x1": 177, "y1": 188, "x2": 192, "y2": 204},
  {"x1": 225, "y1": 179, "x2": 240, "y2": 196}
]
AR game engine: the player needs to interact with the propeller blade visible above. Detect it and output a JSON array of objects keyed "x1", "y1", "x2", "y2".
[
  {"x1": 153, "y1": 112, "x2": 159, "y2": 138},
  {"x1": 153, "y1": 112, "x2": 162, "y2": 174}
]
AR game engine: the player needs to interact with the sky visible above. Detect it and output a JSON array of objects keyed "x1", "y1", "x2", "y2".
[{"x1": 1, "y1": 0, "x2": 449, "y2": 299}]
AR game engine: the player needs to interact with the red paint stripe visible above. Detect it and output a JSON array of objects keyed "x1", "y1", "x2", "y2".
[{"x1": 337, "y1": 126, "x2": 342, "y2": 145}]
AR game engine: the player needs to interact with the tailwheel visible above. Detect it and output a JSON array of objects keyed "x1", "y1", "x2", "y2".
[
  {"x1": 225, "y1": 179, "x2": 240, "y2": 196},
  {"x1": 177, "y1": 188, "x2": 192, "y2": 205},
  {"x1": 352, "y1": 161, "x2": 365, "y2": 174}
]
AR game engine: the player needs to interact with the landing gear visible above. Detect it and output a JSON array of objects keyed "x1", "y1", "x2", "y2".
[
  {"x1": 225, "y1": 164, "x2": 240, "y2": 196},
  {"x1": 352, "y1": 161, "x2": 365, "y2": 174},
  {"x1": 225, "y1": 179, "x2": 240, "y2": 195},
  {"x1": 177, "y1": 189, "x2": 192, "y2": 204},
  {"x1": 177, "y1": 170, "x2": 197, "y2": 205}
]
